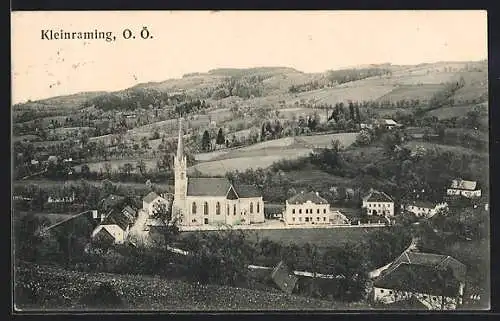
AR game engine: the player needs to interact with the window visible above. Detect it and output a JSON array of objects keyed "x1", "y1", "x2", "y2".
[
  {"x1": 305, "y1": 209, "x2": 308, "y2": 214},
  {"x1": 233, "y1": 204, "x2": 237, "y2": 215},
  {"x1": 299, "y1": 217, "x2": 302, "y2": 222},
  {"x1": 317, "y1": 217, "x2": 320, "y2": 221},
  {"x1": 299, "y1": 209, "x2": 302, "y2": 214},
  {"x1": 323, "y1": 209, "x2": 326, "y2": 214},
  {"x1": 292, "y1": 209, "x2": 296, "y2": 214},
  {"x1": 317, "y1": 209, "x2": 320, "y2": 214},
  {"x1": 292, "y1": 217, "x2": 295, "y2": 222},
  {"x1": 380, "y1": 289, "x2": 384, "y2": 293},
  {"x1": 216, "y1": 202, "x2": 221, "y2": 215},
  {"x1": 227, "y1": 204, "x2": 230, "y2": 216},
  {"x1": 433, "y1": 297, "x2": 437, "y2": 301},
  {"x1": 250, "y1": 202, "x2": 254, "y2": 214},
  {"x1": 423, "y1": 296, "x2": 428, "y2": 299},
  {"x1": 305, "y1": 217, "x2": 309, "y2": 222},
  {"x1": 369, "y1": 204, "x2": 371, "y2": 207},
  {"x1": 192, "y1": 202, "x2": 197, "y2": 214},
  {"x1": 323, "y1": 217, "x2": 326, "y2": 221},
  {"x1": 257, "y1": 203, "x2": 260, "y2": 213},
  {"x1": 204, "y1": 202, "x2": 208, "y2": 215},
  {"x1": 389, "y1": 291, "x2": 393, "y2": 294}
]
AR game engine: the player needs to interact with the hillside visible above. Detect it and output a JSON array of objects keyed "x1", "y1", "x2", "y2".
[{"x1": 15, "y1": 262, "x2": 370, "y2": 311}]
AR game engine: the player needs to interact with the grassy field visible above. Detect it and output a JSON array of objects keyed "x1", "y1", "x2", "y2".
[
  {"x1": 376, "y1": 84, "x2": 445, "y2": 102},
  {"x1": 291, "y1": 85, "x2": 395, "y2": 105},
  {"x1": 403, "y1": 141, "x2": 485, "y2": 157},
  {"x1": 426, "y1": 105, "x2": 475, "y2": 119},
  {"x1": 15, "y1": 262, "x2": 370, "y2": 311},
  {"x1": 183, "y1": 227, "x2": 382, "y2": 248}
]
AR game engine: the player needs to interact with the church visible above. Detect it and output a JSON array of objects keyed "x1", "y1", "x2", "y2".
[{"x1": 172, "y1": 118, "x2": 265, "y2": 226}]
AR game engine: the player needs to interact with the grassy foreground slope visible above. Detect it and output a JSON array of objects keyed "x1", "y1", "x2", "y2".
[{"x1": 15, "y1": 263, "x2": 370, "y2": 311}]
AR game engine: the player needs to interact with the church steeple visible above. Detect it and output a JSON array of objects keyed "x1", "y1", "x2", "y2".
[{"x1": 176, "y1": 117, "x2": 184, "y2": 161}]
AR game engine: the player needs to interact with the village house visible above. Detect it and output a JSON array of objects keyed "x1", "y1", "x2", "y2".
[
  {"x1": 284, "y1": 191, "x2": 332, "y2": 225},
  {"x1": 47, "y1": 192, "x2": 76, "y2": 204},
  {"x1": 91, "y1": 205, "x2": 137, "y2": 244},
  {"x1": 372, "y1": 250, "x2": 467, "y2": 310},
  {"x1": 172, "y1": 118, "x2": 265, "y2": 227},
  {"x1": 446, "y1": 179, "x2": 482, "y2": 199},
  {"x1": 362, "y1": 189, "x2": 395, "y2": 216},
  {"x1": 377, "y1": 119, "x2": 401, "y2": 130},
  {"x1": 405, "y1": 200, "x2": 449, "y2": 218},
  {"x1": 142, "y1": 192, "x2": 170, "y2": 216}
]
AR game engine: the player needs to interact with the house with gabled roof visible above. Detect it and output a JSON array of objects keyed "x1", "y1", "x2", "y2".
[
  {"x1": 171, "y1": 118, "x2": 264, "y2": 227},
  {"x1": 143, "y1": 192, "x2": 169, "y2": 216},
  {"x1": 372, "y1": 249, "x2": 467, "y2": 310},
  {"x1": 405, "y1": 200, "x2": 448, "y2": 218},
  {"x1": 284, "y1": 191, "x2": 333, "y2": 225},
  {"x1": 91, "y1": 206, "x2": 137, "y2": 244},
  {"x1": 362, "y1": 189, "x2": 395, "y2": 216},
  {"x1": 446, "y1": 179, "x2": 482, "y2": 199}
]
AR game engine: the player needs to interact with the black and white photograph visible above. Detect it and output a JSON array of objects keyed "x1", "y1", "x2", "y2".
[{"x1": 11, "y1": 10, "x2": 489, "y2": 311}]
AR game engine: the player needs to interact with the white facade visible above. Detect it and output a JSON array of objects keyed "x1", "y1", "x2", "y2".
[
  {"x1": 183, "y1": 196, "x2": 264, "y2": 226},
  {"x1": 284, "y1": 200, "x2": 331, "y2": 225},
  {"x1": 363, "y1": 200, "x2": 394, "y2": 216},
  {"x1": 91, "y1": 224, "x2": 129, "y2": 244},
  {"x1": 143, "y1": 195, "x2": 169, "y2": 216},
  {"x1": 373, "y1": 286, "x2": 462, "y2": 310},
  {"x1": 406, "y1": 202, "x2": 448, "y2": 218},
  {"x1": 446, "y1": 188, "x2": 482, "y2": 198}
]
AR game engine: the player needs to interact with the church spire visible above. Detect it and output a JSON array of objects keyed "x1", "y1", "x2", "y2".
[{"x1": 176, "y1": 117, "x2": 184, "y2": 160}]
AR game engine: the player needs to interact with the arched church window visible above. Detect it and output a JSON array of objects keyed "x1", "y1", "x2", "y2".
[
  {"x1": 204, "y1": 202, "x2": 209, "y2": 215},
  {"x1": 257, "y1": 203, "x2": 260, "y2": 213},
  {"x1": 233, "y1": 204, "x2": 237, "y2": 215},
  {"x1": 216, "y1": 202, "x2": 221, "y2": 215},
  {"x1": 192, "y1": 202, "x2": 197, "y2": 214},
  {"x1": 250, "y1": 202, "x2": 254, "y2": 214}
]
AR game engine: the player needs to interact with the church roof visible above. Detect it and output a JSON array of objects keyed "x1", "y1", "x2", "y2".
[
  {"x1": 287, "y1": 191, "x2": 328, "y2": 205},
  {"x1": 234, "y1": 184, "x2": 262, "y2": 198},
  {"x1": 187, "y1": 178, "x2": 234, "y2": 197}
]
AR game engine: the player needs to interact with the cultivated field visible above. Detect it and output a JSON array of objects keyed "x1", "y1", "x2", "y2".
[
  {"x1": 291, "y1": 85, "x2": 396, "y2": 105},
  {"x1": 376, "y1": 84, "x2": 445, "y2": 102},
  {"x1": 190, "y1": 132, "x2": 358, "y2": 175}
]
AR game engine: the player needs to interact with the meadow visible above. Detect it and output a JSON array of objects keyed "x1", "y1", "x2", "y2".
[{"x1": 181, "y1": 226, "x2": 383, "y2": 248}]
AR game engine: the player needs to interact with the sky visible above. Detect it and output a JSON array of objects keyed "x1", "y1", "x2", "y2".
[{"x1": 11, "y1": 10, "x2": 487, "y2": 104}]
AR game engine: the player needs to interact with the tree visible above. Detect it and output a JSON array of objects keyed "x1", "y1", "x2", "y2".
[
  {"x1": 201, "y1": 130, "x2": 211, "y2": 152},
  {"x1": 122, "y1": 163, "x2": 134, "y2": 176},
  {"x1": 355, "y1": 130, "x2": 372, "y2": 146},
  {"x1": 136, "y1": 160, "x2": 146, "y2": 176},
  {"x1": 81, "y1": 164, "x2": 91, "y2": 178},
  {"x1": 216, "y1": 128, "x2": 225, "y2": 146},
  {"x1": 140, "y1": 137, "x2": 150, "y2": 150}
]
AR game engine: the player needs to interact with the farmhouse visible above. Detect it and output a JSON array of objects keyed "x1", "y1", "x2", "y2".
[
  {"x1": 372, "y1": 251, "x2": 466, "y2": 310},
  {"x1": 377, "y1": 119, "x2": 401, "y2": 130},
  {"x1": 284, "y1": 191, "x2": 331, "y2": 225},
  {"x1": 446, "y1": 179, "x2": 482, "y2": 199},
  {"x1": 91, "y1": 205, "x2": 137, "y2": 244},
  {"x1": 47, "y1": 192, "x2": 76, "y2": 204},
  {"x1": 172, "y1": 118, "x2": 264, "y2": 227},
  {"x1": 405, "y1": 200, "x2": 448, "y2": 218},
  {"x1": 362, "y1": 189, "x2": 394, "y2": 216}
]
